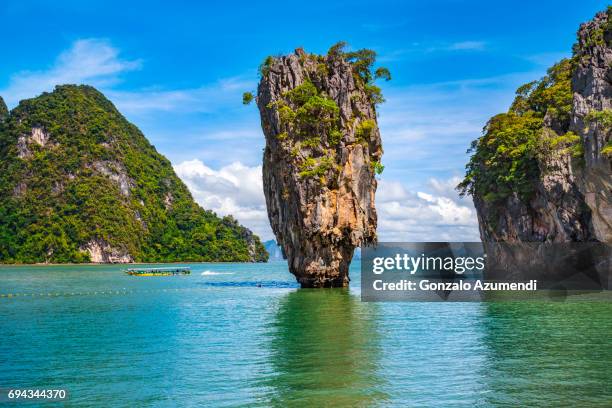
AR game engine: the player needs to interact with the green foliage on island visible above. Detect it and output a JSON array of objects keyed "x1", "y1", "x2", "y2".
[
  {"x1": 267, "y1": 79, "x2": 344, "y2": 180},
  {"x1": 371, "y1": 160, "x2": 385, "y2": 175},
  {"x1": 249, "y1": 43, "x2": 388, "y2": 183},
  {"x1": 585, "y1": 108, "x2": 612, "y2": 129},
  {"x1": 259, "y1": 55, "x2": 275, "y2": 77},
  {"x1": 374, "y1": 67, "x2": 392, "y2": 82},
  {"x1": 589, "y1": 109, "x2": 612, "y2": 157},
  {"x1": 297, "y1": 156, "x2": 336, "y2": 182},
  {"x1": 0, "y1": 96, "x2": 7, "y2": 119},
  {"x1": 242, "y1": 92, "x2": 254, "y2": 105},
  {"x1": 461, "y1": 24, "x2": 612, "y2": 204},
  {"x1": 0, "y1": 85, "x2": 268, "y2": 263},
  {"x1": 247, "y1": 42, "x2": 390, "y2": 111},
  {"x1": 355, "y1": 119, "x2": 377, "y2": 145},
  {"x1": 283, "y1": 80, "x2": 341, "y2": 144},
  {"x1": 326, "y1": 41, "x2": 390, "y2": 106},
  {"x1": 606, "y1": 6, "x2": 612, "y2": 42},
  {"x1": 458, "y1": 58, "x2": 582, "y2": 204}
]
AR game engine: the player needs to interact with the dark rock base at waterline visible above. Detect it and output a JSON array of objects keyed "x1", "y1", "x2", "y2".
[{"x1": 297, "y1": 275, "x2": 350, "y2": 288}]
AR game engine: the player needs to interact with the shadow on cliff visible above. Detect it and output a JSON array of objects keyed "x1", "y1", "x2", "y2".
[
  {"x1": 481, "y1": 302, "x2": 612, "y2": 405},
  {"x1": 260, "y1": 289, "x2": 388, "y2": 406}
]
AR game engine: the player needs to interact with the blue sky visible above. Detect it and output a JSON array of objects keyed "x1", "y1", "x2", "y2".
[{"x1": 0, "y1": 1, "x2": 608, "y2": 241}]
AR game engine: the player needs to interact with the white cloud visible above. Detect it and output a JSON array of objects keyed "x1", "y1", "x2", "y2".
[
  {"x1": 448, "y1": 41, "x2": 486, "y2": 51},
  {"x1": 2, "y1": 39, "x2": 141, "y2": 107},
  {"x1": 428, "y1": 176, "x2": 466, "y2": 203},
  {"x1": 174, "y1": 159, "x2": 272, "y2": 240},
  {"x1": 376, "y1": 178, "x2": 480, "y2": 242},
  {"x1": 174, "y1": 159, "x2": 480, "y2": 243}
]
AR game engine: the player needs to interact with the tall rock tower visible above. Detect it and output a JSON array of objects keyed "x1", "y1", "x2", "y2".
[
  {"x1": 570, "y1": 9, "x2": 612, "y2": 242},
  {"x1": 256, "y1": 44, "x2": 388, "y2": 287}
]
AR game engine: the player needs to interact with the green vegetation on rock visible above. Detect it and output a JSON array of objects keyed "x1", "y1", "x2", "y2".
[
  {"x1": 267, "y1": 79, "x2": 343, "y2": 180},
  {"x1": 242, "y1": 92, "x2": 254, "y2": 105},
  {"x1": 355, "y1": 119, "x2": 376, "y2": 145},
  {"x1": 575, "y1": 6, "x2": 612, "y2": 50},
  {"x1": 297, "y1": 156, "x2": 336, "y2": 182},
  {"x1": 284, "y1": 80, "x2": 341, "y2": 143},
  {"x1": 259, "y1": 55, "x2": 274, "y2": 77},
  {"x1": 0, "y1": 96, "x2": 8, "y2": 119},
  {"x1": 458, "y1": 8, "x2": 611, "y2": 243},
  {"x1": 327, "y1": 42, "x2": 390, "y2": 106},
  {"x1": 592, "y1": 109, "x2": 612, "y2": 157},
  {"x1": 585, "y1": 108, "x2": 612, "y2": 129},
  {"x1": 0, "y1": 85, "x2": 268, "y2": 263},
  {"x1": 371, "y1": 160, "x2": 385, "y2": 175},
  {"x1": 602, "y1": 142, "x2": 612, "y2": 157},
  {"x1": 249, "y1": 42, "x2": 388, "y2": 184},
  {"x1": 458, "y1": 59, "x2": 581, "y2": 204}
]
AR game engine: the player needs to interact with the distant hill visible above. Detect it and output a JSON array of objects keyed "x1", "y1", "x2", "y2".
[
  {"x1": 264, "y1": 240, "x2": 284, "y2": 261},
  {"x1": 0, "y1": 85, "x2": 268, "y2": 263},
  {"x1": 264, "y1": 239, "x2": 361, "y2": 261}
]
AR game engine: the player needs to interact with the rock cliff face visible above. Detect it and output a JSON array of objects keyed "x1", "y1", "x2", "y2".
[
  {"x1": 461, "y1": 9, "x2": 611, "y2": 244},
  {"x1": 256, "y1": 46, "x2": 386, "y2": 287},
  {"x1": 571, "y1": 11, "x2": 612, "y2": 242},
  {"x1": 0, "y1": 85, "x2": 268, "y2": 263}
]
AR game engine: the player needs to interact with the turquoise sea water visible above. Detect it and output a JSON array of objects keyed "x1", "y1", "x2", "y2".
[{"x1": 1, "y1": 262, "x2": 611, "y2": 407}]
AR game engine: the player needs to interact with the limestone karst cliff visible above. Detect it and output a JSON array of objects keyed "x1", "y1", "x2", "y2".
[
  {"x1": 0, "y1": 85, "x2": 268, "y2": 263},
  {"x1": 255, "y1": 44, "x2": 388, "y2": 287},
  {"x1": 459, "y1": 8, "x2": 612, "y2": 244},
  {"x1": 571, "y1": 10, "x2": 612, "y2": 242}
]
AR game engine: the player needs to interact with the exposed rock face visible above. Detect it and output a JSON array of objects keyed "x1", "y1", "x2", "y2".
[
  {"x1": 91, "y1": 160, "x2": 134, "y2": 197},
  {"x1": 81, "y1": 239, "x2": 134, "y2": 263},
  {"x1": 465, "y1": 9, "x2": 611, "y2": 244},
  {"x1": 473, "y1": 151, "x2": 594, "y2": 242},
  {"x1": 571, "y1": 11, "x2": 612, "y2": 242},
  {"x1": 17, "y1": 127, "x2": 56, "y2": 159},
  {"x1": 257, "y1": 48, "x2": 383, "y2": 287}
]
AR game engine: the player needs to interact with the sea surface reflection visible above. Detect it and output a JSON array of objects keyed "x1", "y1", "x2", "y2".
[{"x1": 262, "y1": 289, "x2": 387, "y2": 406}]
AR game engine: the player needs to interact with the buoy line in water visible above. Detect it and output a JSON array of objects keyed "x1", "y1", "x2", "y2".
[
  {"x1": 0, "y1": 287, "x2": 207, "y2": 299},
  {"x1": 0, "y1": 280, "x2": 291, "y2": 299}
]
